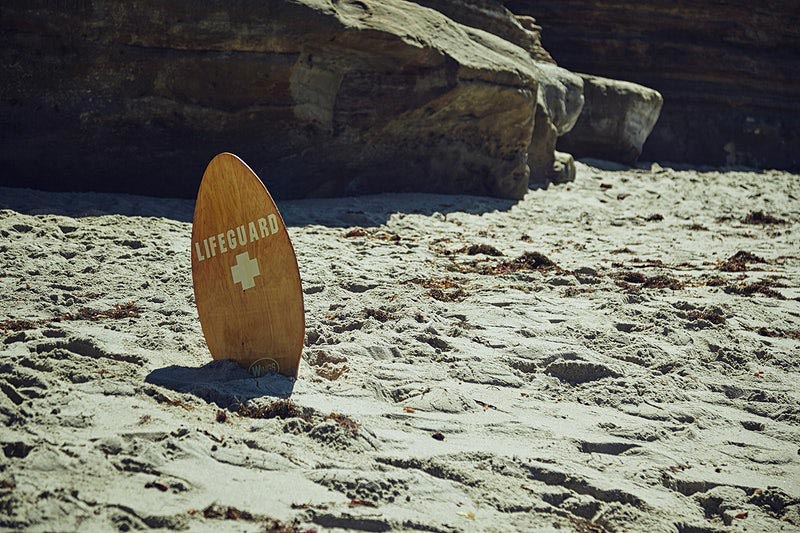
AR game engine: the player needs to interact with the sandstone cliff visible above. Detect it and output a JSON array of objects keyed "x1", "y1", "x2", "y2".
[
  {"x1": 507, "y1": 0, "x2": 800, "y2": 170},
  {"x1": 1, "y1": 0, "x2": 547, "y2": 199},
  {"x1": 559, "y1": 74, "x2": 663, "y2": 165}
]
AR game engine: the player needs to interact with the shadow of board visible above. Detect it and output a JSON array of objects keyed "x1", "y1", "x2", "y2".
[{"x1": 145, "y1": 360, "x2": 295, "y2": 408}]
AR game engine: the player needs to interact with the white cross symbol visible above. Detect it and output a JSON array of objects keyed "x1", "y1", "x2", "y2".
[{"x1": 231, "y1": 252, "x2": 260, "y2": 291}]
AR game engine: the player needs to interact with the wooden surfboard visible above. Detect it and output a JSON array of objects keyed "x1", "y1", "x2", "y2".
[{"x1": 191, "y1": 153, "x2": 305, "y2": 378}]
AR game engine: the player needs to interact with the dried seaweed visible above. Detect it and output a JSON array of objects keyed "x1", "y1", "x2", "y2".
[
  {"x1": 463, "y1": 244, "x2": 504, "y2": 256},
  {"x1": 617, "y1": 271, "x2": 647, "y2": 284},
  {"x1": 343, "y1": 227, "x2": 399, "y2": 242},
  {"x1": 202, "y1": 504, "x2": 254, "y2": 521},
  {"x1": 486, "y1": 252, "x2": 558, "y2": 275},
  {"x1": 725, "y1": 280, "x2": 786, "y2": 299},
  {"x1": 326, "y1": 413, "x2": 359, "y2": 436},
  {"x1": 427, "y1": 288, "x2": 468, "y2": 302},
  {"x1": 0, "y1": 302, "x2": 140, "y2": 333},
  {"x1": 237, "y1": 401, "x2": 360, "y2": 440},
  {"x1": 237, "y1": 399, "x2": 309, "y2": 421},
  {"x1": 642, "y1": 275, "x2": 684, "y2": 290},
  {"x1": 0, "y1": 319, "x2": 36, "y2": 332},
  {"x1": 743, "y1": 210, "x2": 786, "y2": 225},
  {"x1": 703, "y1": 276, "x2": 727, "y2": 287},
  {"x1": 70, "y1": 302, "x2": 140, "y2": 321},
  {"x1": 411, "y1": 277, "x2": 460, "y2": 290},
  {"x1": 757, "y1": 327, "x2": 800, "y2": 340},
  {"x1": 686, "y1": 310, "x2": 726, "y2": 325},
  {"x1": 412, "y1": 277, "x2": 468, "y2": 301},
  {"x1": 343, "y1": 227, "x2": 368, "y2": 238},
  {"x1": 616, "y1": 272, "x2": 684, "y2": 290},
  {"x1": 719, "y1": 251, "x2": 767, "y2": 272},
  {"x1": 364, "y1": 308, "x2": 390, "y2": 322}
]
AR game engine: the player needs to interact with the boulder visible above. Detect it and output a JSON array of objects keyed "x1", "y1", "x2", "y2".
[
  {"x1": 0, "y1": 0, "x2": 547, "y2": 199},
  {"x1": 528, "y1": 63, "x2": 584, "y2": 185},
  {"x1": 552, "y1": 151, "x2": 576, "y2": 184},
  {"x1": 459, "y1": 18, "x2": 584, "y2": 186},
  {"x1": 558, "y1": 74, "x2": 663, "y2": 165}
]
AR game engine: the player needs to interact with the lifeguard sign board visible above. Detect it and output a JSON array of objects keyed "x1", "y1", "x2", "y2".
[{"x1": 191, "y1": 153, "x2": 305, "y2": 378}]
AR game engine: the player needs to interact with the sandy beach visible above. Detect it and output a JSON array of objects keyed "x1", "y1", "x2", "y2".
[{"x1": 1, "y1": 161, "x2": 799, "y2": 531}]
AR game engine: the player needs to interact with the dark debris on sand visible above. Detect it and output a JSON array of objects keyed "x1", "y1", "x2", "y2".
[
  {"x1": 0, "y1": 302, "x2": 140, "y2": 332},
  {"x1": 463, "y1": 244, "x2": 504, "y2": 256},
  {"x1": 725, "y1": 280, "x2": 787, "y2": 300},
  {"x1": 364, "y1": 308, "x2": 391, "y2": 322},
  {"x1": 237, "y1": 399, "x2": 310, "y2": 421},
  {"x1": 236, "y1": 400, "x2": 361, "y2": 439},
  {"x1": 757, "y1": 327, "x2": 800, "y2": 340},
  {"x1": 485, "y1": 252, "x2": 558, "y2": 275},
  {"x1": 343, "y1": 227, "x2": 368, "y2": 238},
  {"x1": 411, "y1": 276, "x2": 468, "y2": 302},
  {"x1": 201, "y1": 503, "x2": 314, "y2": 531},
  {"x1": 202, "y1": 503, "x2": 254, "y2": 521},
  {"x1": 427, "y1": 288, "x2": 468, "y2": 302},
  {"x1": 686, "y1": 309, "x2": 726, "y2": 325},
  {"x1": 326, "y1": 413, "x2": 360, "y2": 437},
  {"x1": 70, "y1": 302, "x2": 141, "y2": 321},
  {"x1": 0, "y1": 318, "x2": 36, "y2": 332},
  {"x1": 615, "y1": 272, "x2": 684, "y2": 290},
  {"x1": 743, "y1": 210, "x2": 786, "y2": 225},
  {"x1": 343, "y1": 226, "x2": 400, "y2": 242},
  {"x1": 703, "y1": 276, "x2": 728, "y2": 287},
  {"x1": 719, "y1": 251, "x2": 767, "y2": 272}
]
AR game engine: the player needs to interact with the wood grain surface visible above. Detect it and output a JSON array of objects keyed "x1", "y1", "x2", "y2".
[{"x1": 191, "y1": 153, "x2": 304, "y2": 378}]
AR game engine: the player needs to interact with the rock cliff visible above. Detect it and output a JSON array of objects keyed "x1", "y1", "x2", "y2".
[
  {"x1": 1, "y1": 0, "x2": 547, "y2": 199},
  {"x1": 558, "y1": 74, "x2": 663, "y2": 165},
  {"x1": 507, "y1": 0, "x2": 800, "y2": 170}
]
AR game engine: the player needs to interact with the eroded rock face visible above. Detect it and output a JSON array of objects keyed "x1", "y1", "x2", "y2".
[
  {"x1": 447, "y1": 16, "x2": 584, "y2": 187},
  {"x1": 527, "y1": 64, "x2": 584, "y2": 186},
  {"x1": 412, "y1": 0, "x2": 555, "y2": 63},
  {"x1": 507, "y1": 0, "x2": 800, "y2": 170},
  {"x1": 558, "y1": 74, "x2": 663, "y2": 165},
  {"x1": 1, "y1": 0, "x2": 543, "y2": 199}
]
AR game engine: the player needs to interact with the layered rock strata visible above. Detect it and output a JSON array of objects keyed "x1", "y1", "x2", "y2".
[
  {"x1": 1, "y1": 0, "x2": 547, "y2": 199},
  {"x1": 507, "y1": 0, "x2": 800, "y2": 170},
  {"x1": 558, "y1": 74, "x2": 663, "y2": 165}
]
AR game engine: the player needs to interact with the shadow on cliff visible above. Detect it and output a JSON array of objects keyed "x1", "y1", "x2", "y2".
[
  {"x1": 0, "y1": 186, "x2": 519, "y2": 227},
  {"x1": 145, "y1": 360, "x2": 295, "y2": 407}
]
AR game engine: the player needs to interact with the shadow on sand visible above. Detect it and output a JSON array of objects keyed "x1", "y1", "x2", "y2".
[
  {"x1": 145, "y1": 360, "x2": 295, "y2": 408},
  {"x1": 0, "y1": 186, "x2": 519, "y2": 227}
]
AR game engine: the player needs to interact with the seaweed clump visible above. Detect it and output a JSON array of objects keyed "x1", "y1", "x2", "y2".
[
  {"x1": 411, "y1": 277, "x2": 468, "y2": 302},
  {"x1": 0, "y1": 302, "x2": 140, "y2": 332},
  {"x1": 487, "y1": 252, "x2": 558, "y2": 275},
  {"x1": 615, "y1": 272, "x2": 684, "y2": 290},
  {"x1": 463, "y1": 244, "x2": 504, "y2": 256},
  {"x1": 237, "y1": 399, "x2": 309, "y2": 421},
  {"x1": 725, "y1": 280, "x2": 786, "y2": 300},
  {"x1": 719, "y1": 251, "x2": 767, "y2": 272},
  {"x1": 743, "y1": 211, "x2": 786, "y2": 225}
]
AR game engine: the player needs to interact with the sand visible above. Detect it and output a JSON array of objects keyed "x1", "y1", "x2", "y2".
[{"x1": 1, "y1": 162, "x2": 799, "y2": 532}]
